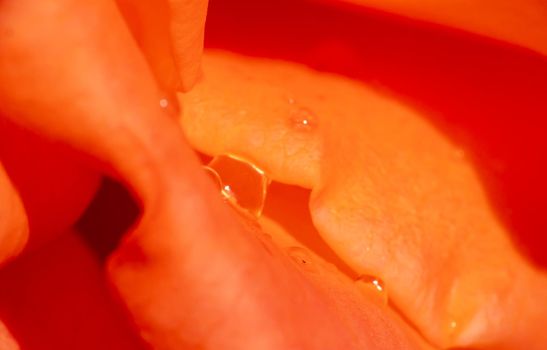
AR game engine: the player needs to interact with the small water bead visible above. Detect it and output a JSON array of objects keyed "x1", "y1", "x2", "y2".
[
  {"x1": 355, "y1": 275, "x2": 388, "y2": 304},
  {"x1": 446, "y1": 320, "x2": 461, "y2": 341},
  {"x1": 222, "y1": 184, "x2": 236, "y2": 200},
  {"x1": 289, "y1": 107, "x2": 317, "y2": 132},
  {"x1": 159, "y1": 98, "x2": 169, "y2": 109},
  {"x1": 205, "y1": 154, "x2": 270, "y2": 218}
]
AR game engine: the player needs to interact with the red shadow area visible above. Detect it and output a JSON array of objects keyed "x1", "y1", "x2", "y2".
[{"x1": 0, "y1": 232, "x2": 147, "y2": 350}]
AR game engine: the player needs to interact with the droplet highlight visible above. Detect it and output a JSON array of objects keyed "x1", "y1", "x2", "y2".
[
  {"x1": 203, "y1": 165, "x2": 222, "y2": 188},
  {"x1": 159, "y1": 98, "x2": 169, "y2": 109},
  {"x1": 289, "y1": 107, "x2": 317, "y2": 132},
  {"x1": 204, "y1": 154, "x2": 269, "y2": 218},
  {"x1": 355, "y1": 275, "x2": 388, "y2": 304}
]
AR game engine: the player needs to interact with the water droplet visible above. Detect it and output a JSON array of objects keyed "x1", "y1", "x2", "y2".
[
  {"x1": 159, "y1": 98, "x2": 169, "y2": 109},
  {"x1": 289, "y1": 107, "x2": 317, "y2": 131},
  {"x1": 205, "y1": 154, "x2": 269, "y2": 218},
  {"x1": 222, "y1": 184, "x2": 236, "y2": 200},
  {"x1": 355, "y1": 275, "x2": 388, "y2": 304},
  {"x1": 287, "y1": 97, "x2": 296, "y2": 105},
  {"x1": 450, "y1": 320, "x2": 457, "y2": 330},
  {"x1": 203, "y1": 166, "x2": 222, "y2": 188},
  {"x1": 288, "y1": 246, "x2": 315, "y2": 271}
]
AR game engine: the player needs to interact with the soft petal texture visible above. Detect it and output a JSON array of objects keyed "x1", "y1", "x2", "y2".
[
  {"x1": 0, "y1": 0, "x2": 180, "y2": 258},
  {"x1": 0, "y1": 0, "x2": 191, "y2": 204},
  {"x1": 310, "y1": 79, "x2": 545, "y2": 348},
  {"x1": 168, "y1": 0, "x2": 209, "y2": 90},
  {"x1": 204, "y1": 0, "x2": 547, "y2": 268},
  {"x1": 179, "y1": 54, "x2": 321, "y2": 188},
  {"x1": 0, "y1": 320, "x2": 19, "y2": 350},
  {"x1": 116, "y1": 0, "x2": 209, "y2": 93},
  {"x1": 0, "y1": 119, "x2": 100, "y2": 251},
  {"x1": 108, "y1": 194, "x2": 430, "y2": 350},
  {"x1": 1, "y1": 1, "x2": 543, "y2": 349},
  {"x1": 329, "y1": 0, "x2": 547, "y2": 57},
  {"x1": 0, "y1": 163, "x2": 28, "y2": 266},
  {"x1": 0, "y1": 1, "x2": 411, "y2": 349},
  {"x1": 179, "y1": 50, "x2": 547, "y2": 349},
  {"x1": 115, "y1": 0, "x2": 182, "y2": 103}
]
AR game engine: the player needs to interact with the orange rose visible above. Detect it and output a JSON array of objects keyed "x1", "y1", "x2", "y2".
[{"x1": 0, "y1": 1, "x2": 546, "y2": 349}]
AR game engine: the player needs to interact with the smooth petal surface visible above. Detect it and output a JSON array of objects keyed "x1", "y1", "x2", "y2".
[
  {"x1": 0, "y1": 0, "x2": 190, "y2": 205},
  {"x1": 168, "y1": 0, "x2": 209, "y2": 90},
  {"x1": 0, "y1": 232, "x2": 146, "y2": 350},
  {"x1": 115, "y1": 0, "x2": 208, "y2": 95},
  {"x1": 0, "y1": 320, "x2": 19, "y2": 350},
  {"x1": 0, "y1": 120, "x2": 99, "y2": 251},
  {"x1": 108, "y1": 195, "x2": 430, "y2": 350},
  {"x1": 328, "y1": 0, "x2": 547, "y2": 57},
  {"x1": 0, "y1": 163, "x2": 27, "y2": 267}
]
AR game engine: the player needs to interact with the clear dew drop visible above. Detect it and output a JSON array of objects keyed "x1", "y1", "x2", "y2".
[
  {"x1": 289, "y1": 107, "x2": 317, "y2": 132},
  {"x1": 222, "y1": 184, "x2": 236, "y2": 200},
  {"x1": 355, "y1": 275, "x2": 388, "y2": 304},
  {"x1": 204, "y1": 154, "x2": 269, "y2": 218},
  {"x1": 287, "y1": 246, "x2": 315, "y2": 271},
  {"x1": 448, "y1": 320, "x2": 458, "y2": 335},
  {"x1": 159, "y1": 98, "x2": 169, "y2": 109},
  {"x1": 203, "y1": 165, "x2": 222, "y2": 188}
]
